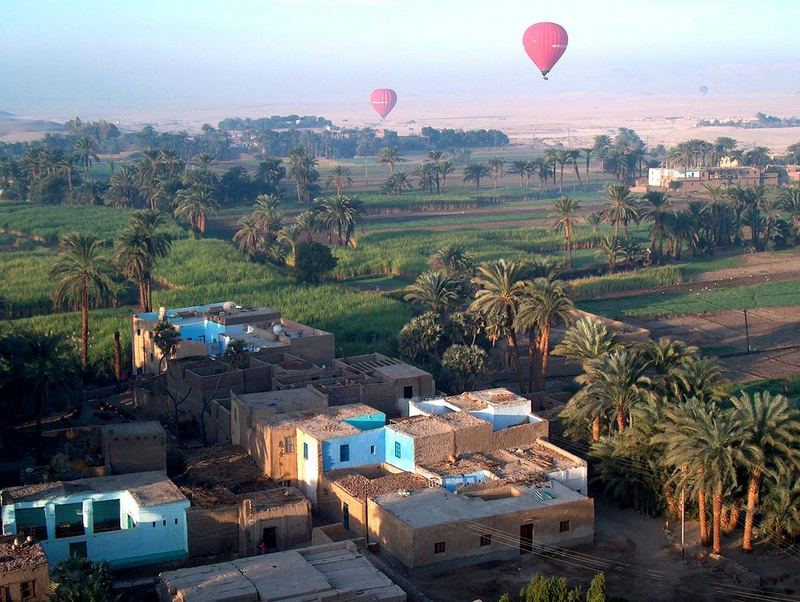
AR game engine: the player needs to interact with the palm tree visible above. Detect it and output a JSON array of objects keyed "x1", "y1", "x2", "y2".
[
  {"x1": 104, "y1": 166, "x2": 140, "y2": 208},
  {"x1": 470, "y1": 259, "x2": 527, "y2": 392},
  {"x1": 377, "y1": 147, "x2": 405, "y2": 174},
  {"x1": 656, "y1": 401, "x2": 739, "y2": 555},
  {"x1": 553, "y1": 317, "x2": 621, "y2": 367},
  {"x1": 286, "y1": 148, "x2": 319, "y2": 204},
  {"x1": 174, "y1": 186, "x2": 219, "y2": 234},
  {"x1": 49, "y1": 234, "x2": 114, "y2": 368},
  {"x1": 233, "y1": 215, "x2": 262, "y2": 256},
  {"x1": 780, "y1": 187, "x2": 800, "y2": 243},
  {"x1": 581, "y1": 349, "x2": 650, "y2": 434},
  {"x1": 75, "y1": 136, "x2": 100, "y2": 175},
  {"x1": 58, "y1": 154, "x2": 79, "y2": 192},
  {"x1": 404, "y1": 271, "x2": 459, "y2": 314},
  {"x1": 251, "y1": 194, "x2": 283, "y2": 239},
  {"x1": 294, "y1": 210, "x2": 318, "y2": 242},
  {"x1": 0, "y1": 329, "x2": 80, "y2": 464},
  {"x1": 585, "y1": 212, "x2": 603, "y2": 235},
  {"x1": 195, "y1": 153, "x2": 216, "y2": 171},
  {"x1": 593, "y1": 135, "x2": 612, "y2": 173},
  {"x1": 640, "y1": 191, "x2": 673, "y2": 262},
  {"x1": 463, "y1": 163, "x2": 491, "y2": 190},
  {"x1": 276, "y1": 223, "x2": 303, "y2": 266},
  {"x1": 601, "y1": 184, "x2": 638, "y2": 241},
  {"x1": 515, "y1": 278, "x2": 574, "y2": 392},
  {"x1": 508, "y1": 160, "x2": 529, "y2": 188},
  {"x1": 429, "y1": 245, "x2": 476, "y2": 279},
  {"x1": 315, "y1": 195, "x2": 364, "y2": 246},
  {"x1": 115, "y1": 210, "x2": 172, "y2": 312},
  {"x1": 437, "y1": 160, "x2": 454, "y2": 193},
  {"x1": 383, "y1": 171, "x2": 414, "y2": 195},
  {"x1": 731, "y1": 392, "x2": 800, "y2": 552},
  {"x1": 594, "y1": 235, "x2": 624, "y2": 272},
  {"x1": 567, "y1": 149, "x2": 582, "y2": 186},
  {"x1": 667, "y1": 211, "x2": 697, "y2": 260},
  {"x1": 487, "y1": 157, "x2": 506, "y2": 192},
  {"x1": 326, "y1": 165, "x2": 353, "y2": 195},
  {"x1": 551, "y1": 197, "x2": 581, "y2": 268}
]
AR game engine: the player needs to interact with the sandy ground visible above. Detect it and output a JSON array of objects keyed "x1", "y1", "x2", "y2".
[
  {"x1": 6, "y1": 91, "x2": 800, "y2": 151},
  {"x1": 410, "y1": 501, "x2": 800, "y2": 602}
]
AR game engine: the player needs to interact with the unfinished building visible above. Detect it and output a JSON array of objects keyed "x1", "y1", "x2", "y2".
[
  {"x1": 101, "y1": 422, "x2": 167, "y2": 475},
  {"x1": 0, "y1": 536, "x2": 50, "y2": 602},
  {"x1": 158, "y1": 540, "x2": 406, "y2": 602}
]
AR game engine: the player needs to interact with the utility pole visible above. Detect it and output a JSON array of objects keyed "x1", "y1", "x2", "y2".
[
  {"x1": 744, "y1": 308, "x2": 752, "y2": 353},
  {"x1": 364, "y1": 480, "x2": 370, "y2": 545},
  {"x1": 364, "y1": 158, "x2": 368, "y2": 186}
]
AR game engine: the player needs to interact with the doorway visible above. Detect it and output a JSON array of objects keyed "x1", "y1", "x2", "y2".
[
  {"x1": 343, "y1": 503, "x2": 350, "y2": 531},
  {"x1": 519, "y1": 523, "x2": 533, "y2": 554},
  {"x1": 69, "y1": 541, "x2": 88, "y2": 559},
  {"x1": 262, "y1": 527, "x2": 277, "y2": 552}
]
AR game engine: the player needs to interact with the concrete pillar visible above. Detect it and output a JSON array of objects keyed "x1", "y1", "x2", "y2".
[
  {"x1": 83, "y1": 499, "x2": 93, "y2": 535},
  {"x1": 1, "y1": 505, "x2": 16, "y2": 535},
  {"x1": 44, "y1": 504, "x2": 56, "y2": 541}
]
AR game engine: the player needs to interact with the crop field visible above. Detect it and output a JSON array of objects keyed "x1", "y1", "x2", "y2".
[
  {"x1": 0, "y1": 202, "x2": 188, "y2": 243},
  {"x1": 1, "y1": 238, "x2": 410, "y2": 378},
  {"x1": 0, "y1": 248, "x2": 60, "y2": 318}
]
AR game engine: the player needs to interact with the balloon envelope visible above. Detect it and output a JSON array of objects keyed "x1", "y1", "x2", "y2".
[
  {"x1": 370, "y1": 88, "x2": 397, "y2": 119},
  {"x1": 522, "y1": 22, "x2": 568, "y2": 79}
]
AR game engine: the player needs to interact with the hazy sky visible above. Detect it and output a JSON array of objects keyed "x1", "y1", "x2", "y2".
[{"x1": 2, "y1": 0, "x2": 800, "y2": 117}]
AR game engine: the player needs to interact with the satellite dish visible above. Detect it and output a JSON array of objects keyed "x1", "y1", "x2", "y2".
[
  {"x1": 246, "y1": 326, "x2": 255, "y2": 334},
  {"x1": 223, "y1": 301, "x2": 236, "y2": 312},
  {"x1": 272, "y1": 324, "x2": 283, "y2": 336},
  {"x1": 158, "y1": 307, "x2": 166, "y2": 320}
]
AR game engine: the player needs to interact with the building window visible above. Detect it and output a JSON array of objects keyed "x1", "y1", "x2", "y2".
[
  {"x1": 175, "y1": 518, "x2": 178, "y2": 525},
  {"x1": 560, "y1": 520, "x2": 570, "y2": 533},
  {"x1": 14, "y1": 507, "x2": 47, "y2": 541},
  {"x1": 55, "y1": 503, "x2": 85, "y2": 538},
  {"x1": 370, "y1": 445, "x2": 376, "y2": 455},
  {"x1": 303, "y1": 442, "x2": 309, "y2": 460},
  {"x1": 434, "y1": 541, "x2": 446, "y2": 554},
  {"x1": 394, "y1": 441, "x2": 401, "y2": 458},
  {"x1": 480, "y1": 534, "x2": 492, "y2": 546},
  {"x1": 92, "y1": 499, "x2": 121, "y2": 533},
  {"x1": 280, "y1": 480, "x2": 291, "y2": 487},
  {"x1": 20, "y1": 581, "x2": 36, "y2": 600},
  {"x1": 284, "y1": 436, "x2": 295, "y2": 453},
  {"x1": 340, "y1": 444, "x2": 350, "y2": 462},
  {"x1": 403, "y1": 385, "x2": 414, "y2": 399}
]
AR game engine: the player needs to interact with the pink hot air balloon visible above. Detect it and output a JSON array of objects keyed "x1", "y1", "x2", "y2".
[
  {"x1": 370, "y1": 88, "x2": 397, "y2": 119},
  {"x1": 522, "y1": 22, "x2": 569, "y2": 80}
]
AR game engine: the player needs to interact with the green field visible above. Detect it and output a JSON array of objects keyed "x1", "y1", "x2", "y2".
[
  {"x1": 579, "y1": 279, "x2": 800, "y2": 319},
  {"x1": 0, "y1": 202, "x2": 187, "y2": 243}
]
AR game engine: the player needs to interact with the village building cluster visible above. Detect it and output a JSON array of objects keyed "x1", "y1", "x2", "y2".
[{"x1": 1, "y1": 303, "x2": 596, "y2": 600}]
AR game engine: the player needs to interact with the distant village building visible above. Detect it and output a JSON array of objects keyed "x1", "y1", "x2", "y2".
[
  {"x1": 132, "y1": 303, "x2": 335, "y2": 376},
  {"x1": 101, "y1": 422, "x2": 167, "y2": 475},
  {"x1": 1, "y1": 472, "x2": 189, "y2": 568},
  {"x1": 0, "y1": 536, "x2": 50, "y2": 602},
  {"x1": 647, "y1": 166, "x2": 778, "y2": 193},
  {"x1": 158, "y1": 540, "x2": 406, "y2": 602}
]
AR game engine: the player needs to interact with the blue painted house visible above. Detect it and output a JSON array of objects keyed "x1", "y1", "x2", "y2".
[{"x1": 1, "y1": 472, "x2": 189, "y2": 568}]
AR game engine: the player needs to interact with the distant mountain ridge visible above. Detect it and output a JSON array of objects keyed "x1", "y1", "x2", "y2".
[{"x1": 0, "y1": 111, "x2": 16, "y2": 119}]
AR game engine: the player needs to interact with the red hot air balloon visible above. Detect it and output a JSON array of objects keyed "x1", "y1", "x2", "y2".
[
  {"x1": 370, "y1": 88, "x2": 397, "y2": 119},
  {"x1": 522, "y1": 22, "x2": 568, "y2": 80}
]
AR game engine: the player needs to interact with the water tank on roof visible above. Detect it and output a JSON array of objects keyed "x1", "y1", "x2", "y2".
[{"x1": 223, "y1": 301, "x2": 237, "y2": 312}]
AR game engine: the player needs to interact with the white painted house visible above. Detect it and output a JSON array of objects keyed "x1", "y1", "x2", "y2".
[{"x1": 1, "y1": 472, "x2": 189, "y2": 568}]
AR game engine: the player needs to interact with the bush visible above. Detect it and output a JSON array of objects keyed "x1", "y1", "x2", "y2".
[{"x1": 295, "y1": 241, "x2": 338, "y2": 284}]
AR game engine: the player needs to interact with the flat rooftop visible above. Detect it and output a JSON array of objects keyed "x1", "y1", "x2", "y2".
[
  {"x1": 387, "y1": 413, "x2": 487, "y2": 439},
  {"x1": 159, "y1": 541, "x2": 405, "y2": 602},
  {"x1": 102, "y1": 421, "x2": 165, "y2": 437},
  {"x1": 444, "y1": 388, "x2": 528, "y2": 411},
  {"x1": 0, "y1": 538, "x2": 47, "y2": 573},
  {"x1": 294, "y1": 404, "x2": 384, "y2": 440},
  {"x1": 373, "y1": 480, "x2": 585, "y2": 529},
  {"x1": 328, "y1": 469, "x2": 431, "y2": 501},
  {"x1": 419, "y1": 441, "x2": 584, "y2": 485},
  {"x1": 2, "y1": 471, "x2": 187, "y2": 508},
  {"x1": 235, "y1": 387, "x2": 326, "y2": 411},
  {"x1": 340, "y1": 353, "x2": 426, "y2": 379}
]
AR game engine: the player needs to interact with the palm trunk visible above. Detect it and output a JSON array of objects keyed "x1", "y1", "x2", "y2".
[
  {"x1": 591, "y1": 415, "x2": 601, "y2": 443},
  {"x1": 526, "y1": 327, "x2": 537, "y2": 395},
  {"x1": 616, "y1": 407, "x2": 626, "y2": 433},
  {"x1": 113, "y1": 331, "x2": 123, "y2": 383},
  {"x1": 536, "y1": 327, "x2": 551, "y2": 392},
  {"x1": 559, "y1": 165, "x2": 564, "y2": 192},
  {"x1": 742, "y1": 470, "x2": 761, "y2": 552},
  {"x1": 699, "y1": 488, "x2": 710, "y2": 546},
  {"x1": 506, "y1": 311, "x2": 524, "y2": 394},
  {"x1": 81, "y1": 280, "x2": 89, "y2": 369},
  {"x1": 722, "y1": 501, "x2": 740, "y2": 535},
  {"x1": 712, "y1": 489, "x2": 723, "y2": 555},
  {"x1": 296, "y1": 179, "x2": 302, "y2": 204},
  {"x1": 565, "y1": 222, "x2": 573, "y2": 268}
]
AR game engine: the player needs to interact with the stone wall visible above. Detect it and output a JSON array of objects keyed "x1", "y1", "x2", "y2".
[{"x1": 186, "y1": 506, "x2": 239, "y2": 558}]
